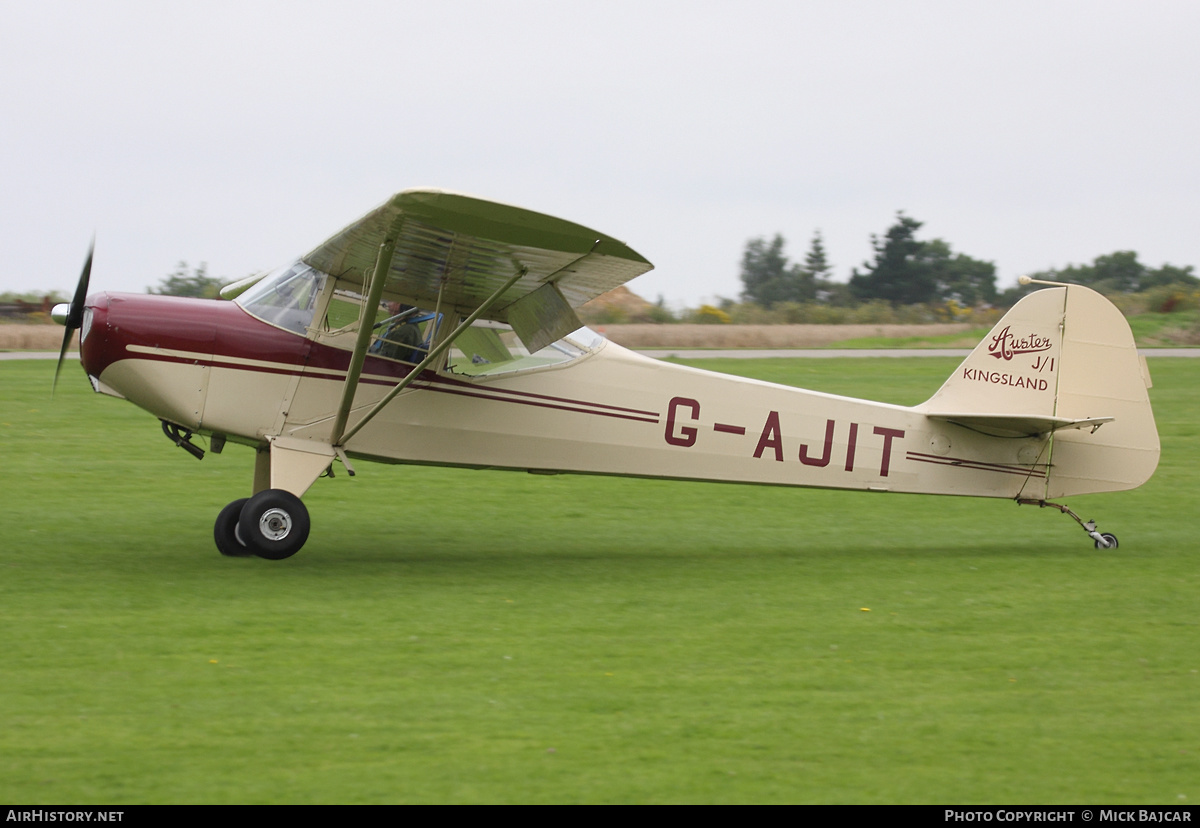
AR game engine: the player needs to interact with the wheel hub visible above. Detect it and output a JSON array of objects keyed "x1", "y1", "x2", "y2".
[{"x1": 259, "y1": 508, "x2": 293, "y2": 541}]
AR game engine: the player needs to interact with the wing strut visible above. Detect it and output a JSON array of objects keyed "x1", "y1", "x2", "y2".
[
  {"x1": 329, "y1": 230, "x2": 402, "y2": 446},
  {"x1": 335, "y1": 266, "x2": 527, "y2": 447}
]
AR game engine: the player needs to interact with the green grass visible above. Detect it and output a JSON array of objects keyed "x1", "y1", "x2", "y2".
[
  {"x1": 1125, "y1": 310, "x2": 1200, "y2": 348},
  {"x1": 1, "y1": 358, "x2": 1197, "y2": 803}
]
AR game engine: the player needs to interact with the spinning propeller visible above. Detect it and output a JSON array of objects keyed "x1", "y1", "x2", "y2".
[{"x1": 52, "y1": 241, "x2": 93, "y2": 394}]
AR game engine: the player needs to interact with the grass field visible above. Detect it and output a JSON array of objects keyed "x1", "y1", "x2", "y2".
[{"x1": 1, "y1": 357, "x2": 1196, "y2": 804}]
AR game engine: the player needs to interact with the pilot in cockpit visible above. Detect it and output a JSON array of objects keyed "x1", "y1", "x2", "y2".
[{"x1": 372, "y1": 303, "x2": 425, "y2": 363}]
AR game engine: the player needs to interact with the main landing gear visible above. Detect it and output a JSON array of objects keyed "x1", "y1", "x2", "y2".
[
  {"x1": 214, "y1": 489, "x2": 311, "y2": 560},
  {"x1": 1016, "y1": 499, "x2": 1118, "y2": 549}
]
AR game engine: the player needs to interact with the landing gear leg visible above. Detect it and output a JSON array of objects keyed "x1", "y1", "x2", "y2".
[
  {"x1": 1017, "y1": 499, "x2": 1118, "y2": 549},
  {"x1": 215, "y1": 438, "x2": 328, "y2": 560}
]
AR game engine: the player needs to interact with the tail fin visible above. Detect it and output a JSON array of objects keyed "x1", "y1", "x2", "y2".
[{"x1": 919, "y1": 284, "x2": 1158, "y2": 497}]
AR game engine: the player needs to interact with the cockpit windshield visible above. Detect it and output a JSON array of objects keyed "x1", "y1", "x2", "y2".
[{"x1": 235, "y1": 260, "x2": 328, "y2": 335}]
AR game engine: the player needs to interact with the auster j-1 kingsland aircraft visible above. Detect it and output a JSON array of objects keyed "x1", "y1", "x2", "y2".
[{"x1": 53, "y1": 189, "x2": 1159, "y2": 559}]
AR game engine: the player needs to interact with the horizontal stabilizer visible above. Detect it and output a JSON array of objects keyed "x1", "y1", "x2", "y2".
[{"x1": 925, "y1": 412, "x2": 1115, "y2": 438}]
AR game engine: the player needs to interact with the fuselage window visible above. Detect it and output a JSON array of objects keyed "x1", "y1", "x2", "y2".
[{"x1": 446, "y1": 323, "x2": 600, "y2": 378}]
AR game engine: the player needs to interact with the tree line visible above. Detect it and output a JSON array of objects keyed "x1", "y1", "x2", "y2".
[
  {"x1": 739, "y1": 212, "x2": 1197, "y2": 312},
  {"x1": 138, "y1": 218, "x2": 1200, "y2": 329},
  {"x1": 149, "y1": 262, "x2": 225, "y2": 298}
]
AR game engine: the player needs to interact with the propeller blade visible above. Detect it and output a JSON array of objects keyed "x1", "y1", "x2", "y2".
[
  {"x1": 53, "y1": 240, "x2": 94, "y2": 395},
  {"x1": 67, "y1": 241, "x2": 92, "y2": 329}
]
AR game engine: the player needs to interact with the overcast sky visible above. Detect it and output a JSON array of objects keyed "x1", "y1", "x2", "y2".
[{"x1": 3, "y1": 0, "x2": 1197, "y2": 308}]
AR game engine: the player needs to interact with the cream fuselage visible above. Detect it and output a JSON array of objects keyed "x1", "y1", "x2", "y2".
[{"x1": 78, "y1": 291, "x2": 1090, "y2": 503}]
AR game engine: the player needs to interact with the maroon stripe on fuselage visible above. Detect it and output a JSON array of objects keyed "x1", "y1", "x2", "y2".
[
  {"x1": 905, "y1": 451, "x2": 1047, "y2": 478},
  {"x1": 424, "y1": 385, "x2": 661, "y2": 423},
  {"x1": 83, "y1": 292, "x2": 661, "y2": 424},
  {"x1": 82, "y1": 292, "x2": 310, "y2": 377},
  {"x1": 430, "y1": 373, "x2": 660, "y2": 419},
  {"x1": 82, "y1": 292, "x2": 418, "y2": 381}
]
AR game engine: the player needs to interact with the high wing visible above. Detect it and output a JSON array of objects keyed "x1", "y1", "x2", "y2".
[
  {"x1": 302, "y1": 188, "x2": 652, "y2": 352},
  {"x1": 315, "y1": 189, "x2": 653, "y2": 446}
]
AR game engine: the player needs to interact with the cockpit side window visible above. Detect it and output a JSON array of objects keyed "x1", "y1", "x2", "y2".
[
  {"x1": 446, "y1": 323, "x2": 602, "y2": 378},
  {"x1": 314, "y1": 285, "x2": 441, "y2": 367}
]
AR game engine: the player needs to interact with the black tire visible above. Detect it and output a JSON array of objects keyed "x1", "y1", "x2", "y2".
[
  {"x1": 238, "y1": 489, "x2": 310, "y2": 560},
  {"x1": 1094, "y1": 533, "x2": 1118, "y2": 550},
  {"x1": 214, "y1": 498, "x2": 252, "y2": 557}
]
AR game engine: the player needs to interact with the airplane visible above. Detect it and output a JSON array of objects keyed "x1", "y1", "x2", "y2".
[{"x1": 52, "y1": 189, "x2": 1159, "y2": 559}]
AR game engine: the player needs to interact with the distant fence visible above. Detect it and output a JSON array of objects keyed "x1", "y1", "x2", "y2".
[
  {"x1": 596, "y1": 323, "x2": 973, "y2": 349},
  {"x1": 0, "y1": 297, "x2": 57, "y2": 320}
]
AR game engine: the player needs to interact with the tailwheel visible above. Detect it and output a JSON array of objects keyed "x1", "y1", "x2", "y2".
[
  {"x1": 237, "y1": 489, "x2": 310, "y2": 560},
  {"x1": 214, "y1": 497, "x2": 253, "y2": 557},
  {"x1": 1017, "y1": 499, "x2": 1120, "y2": 550}
]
